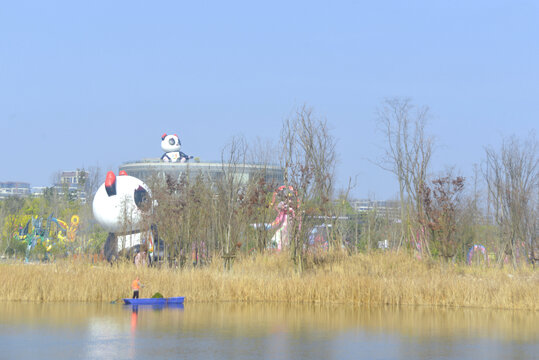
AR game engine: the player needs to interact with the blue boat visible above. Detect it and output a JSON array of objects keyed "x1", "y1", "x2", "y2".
[{"x1": 123, "y1": 296, "x2": 184, "y2": 305}]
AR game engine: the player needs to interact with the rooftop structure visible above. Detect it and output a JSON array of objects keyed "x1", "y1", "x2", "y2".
[{"x1": 119, "y1": 159, "x2": 284, "y2": 186}]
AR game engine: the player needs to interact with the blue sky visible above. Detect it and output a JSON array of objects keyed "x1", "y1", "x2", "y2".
[{"x1": 1, "y1": 1, "x2": 537, "y2": 199}]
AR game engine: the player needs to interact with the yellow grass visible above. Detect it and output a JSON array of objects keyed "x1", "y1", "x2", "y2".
[{"x1": 0, "y1": 252, "x2": 537, "y2": 310}]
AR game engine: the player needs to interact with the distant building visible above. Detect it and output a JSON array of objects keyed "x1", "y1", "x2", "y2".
[
  {"x1": 31, "y1": 186, "x2": 47, "y2": 197},
  {"x1": 56, "y1": 170, "x2": 88, "y2": 202},
  {"x1": 349, "y1": 199, "x2": 400, "y2": 220},
  {"x1": 0, "y1": 181, "x2": 31, "y2": 198},
  {"x1": 0, "y1": 171, "x2": 89, "y2": 201},
  {"x1": 59, "y1": 170, "x2": 85, "y2": 186}
]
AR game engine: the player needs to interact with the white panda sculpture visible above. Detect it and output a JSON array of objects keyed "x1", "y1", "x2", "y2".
[
  {"x1": 92, "y1": 170, "x2": 153, "y2": 261},
  {"x1": 160, "y1": 133, "x2": 193, "y2": 163}
]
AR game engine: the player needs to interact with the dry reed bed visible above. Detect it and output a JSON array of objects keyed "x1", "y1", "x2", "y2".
[{"x1": 0, "y1": 252, "x2": 537, "y2": 310}]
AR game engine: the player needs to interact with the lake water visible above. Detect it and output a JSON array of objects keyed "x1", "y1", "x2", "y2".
[{"x1": 0, "y1": 301, "x2": 537, "y2": 360}]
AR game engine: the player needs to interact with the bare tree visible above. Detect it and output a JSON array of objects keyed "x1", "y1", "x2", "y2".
[
  {"x1": 280, "y1": 105, "x2": 337, "y2": 270},
  {"x1": 79, "y1": 166, "x2": 103, "y2": 204},
  {"x1": 247, "y1": 137, "x2": 278, "y2": 166},
  {"x1": 148, "y1": 171, "x2": 201, "y2": 267},
  {"x1": 245, "y1": 137, "x2": 281, "y2": 253},
  {"x1": 376, "y1": 98, "x2": 433, "y2": 255},
  {"x1": 216, "y1": 136, "x2": 249, "y2": 270},
  {"x1": 422, "y1": 174, "x2": 465, "y2": 261},
  {"x1": 244, "y1": 176, "x2": 276, "y2": 253},
  {"x1": 484, "y1": 134, "x2": 538, "y2": 268},
  {"x1": 143, "y1": 136, "x2": 275, "y2": 268}
]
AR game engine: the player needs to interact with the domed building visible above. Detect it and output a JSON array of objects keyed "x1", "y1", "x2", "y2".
[
  {"x1": 119, "y1": 158, "x2": 284, "y2": 186},
  {"x1": 119, "y1": 133, "x2": 284, "y2": 187}
]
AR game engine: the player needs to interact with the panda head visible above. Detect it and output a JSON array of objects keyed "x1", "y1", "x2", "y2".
[
  {"x1": 161, "y1": 133, "x2": 181, "y2": 153},
  {"x1": 92, "y1": 171, "x2": 152, "y2": 233}
]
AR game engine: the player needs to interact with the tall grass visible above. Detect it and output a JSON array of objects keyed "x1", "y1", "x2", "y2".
[{"x1": 0, "y1": 252, "x2": 537, "y2": 310}]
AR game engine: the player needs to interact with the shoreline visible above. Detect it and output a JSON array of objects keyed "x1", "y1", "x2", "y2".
[{"x1": 1, "y1": 252, "x2": 537, "y2": 310}]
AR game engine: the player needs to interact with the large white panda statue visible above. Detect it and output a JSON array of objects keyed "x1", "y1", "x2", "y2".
[
  {"x1": 160, "y1": 133, "x2": 193, "y2": 163},
  {"x1": 92, "y1": 170, "x2": 154, "y2": 261}
]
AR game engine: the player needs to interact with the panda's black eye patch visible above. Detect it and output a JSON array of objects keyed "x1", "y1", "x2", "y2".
[
  {"x1": 169, "y1": 138, "x2": 175, "y2": 145},
  {"x1": 134, "y1": 186, "x2": 149, "y2": 210}
]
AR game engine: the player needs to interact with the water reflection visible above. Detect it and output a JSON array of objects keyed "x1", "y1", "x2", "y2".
[
  {"x1": 0, "y1": 302, "x2": 537, "y2": 360},
  {"x1": 128, "y1": 304, "x2": 184, "y2": 333}
]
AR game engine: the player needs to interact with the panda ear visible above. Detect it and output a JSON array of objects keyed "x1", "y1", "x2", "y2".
[
  {"x1": 161, "y1": 133, "x2": 167, "y2": 140},
  {"x1": 105, "y1": 171, "x2": 117, "y2": 197},
  {"x1": 174, "y1": 133, "x2": 178, "y2": 138}
]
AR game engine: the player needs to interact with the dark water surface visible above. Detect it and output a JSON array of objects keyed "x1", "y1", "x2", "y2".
[{"x1": 0, "y1": 302, "x2": 537, "y2": 360}]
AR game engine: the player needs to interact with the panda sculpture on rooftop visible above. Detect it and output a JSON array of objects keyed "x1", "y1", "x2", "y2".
[{"x1": 160, "y1": 133, "x2": 193, "y2": 163}]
